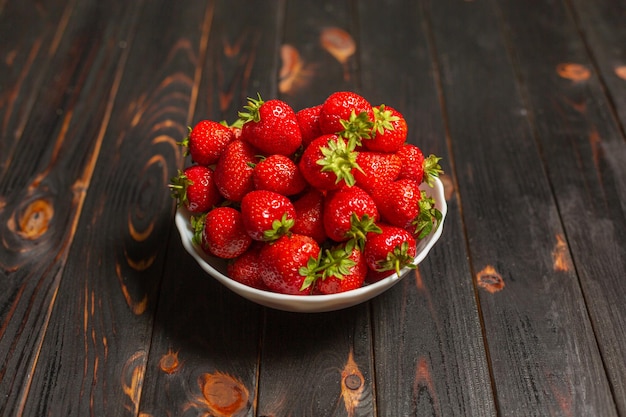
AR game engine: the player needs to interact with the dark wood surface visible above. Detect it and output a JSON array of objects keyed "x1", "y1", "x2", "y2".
[{"x1": 1, "y1": 0, "x2": 625, "y2": 416}]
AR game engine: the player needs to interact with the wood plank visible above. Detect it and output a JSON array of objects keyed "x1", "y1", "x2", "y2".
[
  {"x1": 277, "y1": 0, "x2": 359, "y2": 110},
  {"x1": 12, "y1": 0, "x2": 209, "y2": 415},
  {"x1": 493, "y1": 0, "x2": 626, "y2": 413},
  {"x1": 568, "y1": 0, "x2": 626, "y2": 131},
  {"x1": 255, "y1": 2, "x2": 376, "y2": 416},
  {"x1": 137, "y1": 1, "x2": 284, "y2": 416},
  {"x1": 357, "y1": 0, "x2": 497, "y2": 415},
  {"x1": 427, "y1": 0, "x2": 618, "y2": 415},
  {"x1": 0, "y1": 0, "x2": 73, "y2": 178},
  {"x1": 0, "y1": 1, "x2": 144, "y2": 415}
]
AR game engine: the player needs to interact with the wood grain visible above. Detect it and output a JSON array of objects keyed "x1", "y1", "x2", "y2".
[
  {"x1": 567, "y1": 0, "x2": 626, "y2": 132},
  {"x1": 357, "y1": 1, "x2": 497, "y2": 415},
  {"x1": 494, "y1": 0, "x2": 626, "y2": 413},
  {"x1": 427, "y1": 0, "x2": 618, "y2": 415},
  {"x1": 0, "y1": 1, "x2": 145, "y2": 414},
  {"x1": 138, "y1": 1, "x2": 284, "y2": 416},
  {"x1": 9, "y1": 0, "x2": 206, "y2": 414},
  {"x1": 255, "y1": 2, "x2": 376, "y2": 416},
  {"x1": 0, "y1": 0, "x2": 73, "y2": 178},
  {"x1": 1, "y1": 0, "x2": 624, "y2": 416}
]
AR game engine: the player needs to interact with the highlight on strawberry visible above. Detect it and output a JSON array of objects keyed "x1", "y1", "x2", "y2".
[{"x1": 170, "y1": 91, "x2": 444, "y2": 295}]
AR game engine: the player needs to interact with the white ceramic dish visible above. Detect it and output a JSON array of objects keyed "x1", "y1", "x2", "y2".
[{"x1": 175, "y1": 177, "x2": 447, "y2": 313}]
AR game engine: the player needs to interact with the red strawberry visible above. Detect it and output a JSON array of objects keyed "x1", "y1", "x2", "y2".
[
  {"x1": 372, "y1": 178, "x2": 442, "y2": 239},
  {"x1": 240, "y1": 190, "x2": 296, "y2": 241},
  {"x1": 252, "y1": 154, "x2": 307, "y2": 196},
  {"x1": 213, "y1": 139, "x2": 260, "y2": 202},
  {"x1": 353, "y1": 151, "x2": 402, "y2": 194},
  {"x1": 323, "y1": 185, "x2": 381, "y2": 244},
  {"x1": 364, "y1": 224, "x2": 417, "y2": 277},
  {"x1": 313, "y1": 242, "x2": 367, "y2": 294},
  {"x1": 396, "y1": 144, "x2": 443, "y2": 186},
  {"x1": 298, "y1": 134, "x2": 362, "y2": 190},
  {"x1": 296, "y1": 104, "x2": 323, "y2": 147},
  {"x1": 227, "y1": 243, "x2": 268, "y2": 290},
  {"x1": 363, "y1": 105, "x2": 408, "y2": 153},
  {"x1": 319, "y1": 91, "x2": 375, "y2": 138},
  {"x1": 239, "y1": 95, "x2": 302, "y2": 156},
  {"x1": 291, "y1": 188, "x2": 327, "y2": 244},
  {"x1": 169, "y1": 165, "x2": 222, "y2": 213},
  {"x1": 193, "y1": 207, "x2": 252, "y2": 259},
  {"x1": 179, "y1": 120, "x2": 236, "y2": 166},
  {"x1": 258, "y1": 234, "x2": 321, "y2": 295}
]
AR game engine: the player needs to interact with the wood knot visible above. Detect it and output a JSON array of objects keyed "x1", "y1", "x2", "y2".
[
  {"x1": 476, "y1": 265, "x2": 505, "y2": 293},
  {"x1": 15, "y1": 199, "x2": 54, "y2": 240},
  {"x1": 159, "y1": 349, "x2": 181, "y2": 374},
  {"x1": 198, "y1": 372, "x2": 249, "y2": 416},
  {"x1": 344, "y1": 373, "x2": 362, "y2": 390},
  {"x1": 556, "y1": 63, "x2": 590, "y2": 82}
]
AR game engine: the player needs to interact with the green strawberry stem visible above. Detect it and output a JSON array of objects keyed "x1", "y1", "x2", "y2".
[
  {"x1": 190, "y1": 213, "x2": 207, "y2": 246},
  {"x1": 316, "y1": 136, "x2": 363, "y2": 186},
  {"x1": 423, "y1": 154, "x2": 444, "y2": 187},
  {"x1": 168, "y1": 169, "x2": 192, "y2": 206},
  {"x1": 413, "y1": 191, "x2": 443, "y2": 239},
  {"x1": 237, "y1": 93, "x2": 264, "y2": 124},
  {"x1": 376, "y1": 241, "x2": 417, "y2": 277},
  {"x1": 299, "y1": 243, "x2": 358, "y2": 290},
  {"x1": 346, "y1": 213, "x2": 382, "y2": 251},
  {"x1": 339, "y1": 110, "x2": 374, "y2": 147},
  {"x1": 299, "y1": 254, "x2": 323, "y2": 291},
  {"x1": 372, "y1": 104, "x2": 399, "y2": 135},
  {"x1": 263, "y1": 213, "x2": 295, "y2": 242},
  {"x1": 176, "y1": 126, "x2": 193, "y2": 152}
]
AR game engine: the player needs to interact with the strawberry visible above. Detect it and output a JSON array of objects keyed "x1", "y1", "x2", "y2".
[
  {"x1": 396, "y1": 144, "x2": 443, "y2": 186},
  {"x1": 213, "y1": 139, "x2": 260, "y2": 202},
  {"x1": 258, "y1": 234, "x2": 321, "y2": 295},
  {"x1": 179, "y1": 120, "x2": 236, "y2": 166},
  {"x1": 240, "y1": 190, "x2": 296, "y2": 241},
  {"x1": 313, "y1": 241, "x2": 367, "y2": 294},
  {"x1": 372, "y1": 178, "x2": 442, "y2": 239},
  {"x1": 298, "y1": 134, "x2": 362, "y2": 190},
  {"x1": 353, "y1": 151, "x2": 402, "y2": 194},
  {"x1": 193, "y1": 207, "x2": 252, "y2": 259},
  {"x1": 364, "y1": 224, "x2": 417, "y2": 277},
  {"x1": 319, "y1": 91, "x2": 375, "y2": 138},
  {"x1": 239, "y1": 95, "x2": 302, "y2": 156},
  {"x1": 252, "y1": 154, "x2": 307, "y2": 196},
  {"x1": 169, "y1": 165, "x2": 222, "y2": 213},
  {"x1": 227, "y1": 243, "x2": 268, "y2": 290},
  {"x1": 323, "y1": 185, "x2": 381, "y2": 245},
  {"x1": 365, "y1": 105, "x2": 407, "y2": 153},
  {"x1": 291, "y1": 188, "x2": 327, "y2": 244},
  {"x1": 296, "y1": 104, "x2": 323, "y2": 147}
]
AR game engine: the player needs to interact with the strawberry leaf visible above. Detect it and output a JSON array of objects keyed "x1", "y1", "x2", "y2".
[
  {"x1": 423, "y1": 154, "x2": 443, "y2": 187},
  {"x1": 316, "y1": 137, "x2": 363, "y2": 186},
  {"x1": 413, "y1": 191, "x2": 443, "y2": 239},
  {"x1": 299, "y1": 254, "x2": 323, "y2": 291},
  {"x1": 237, "y1": 93, "x2": 264, "y2": 124},
  {"x1": 168, "y1": 170, "x2": 192, "y2": 206},
  {"x1": 372, "y1": 104, "x2": 400, "y2": 135},
  {"x1": 338, "y1": 110, "x2": 374, "y2": 147},
  {"x1": 263, "y1": 213, "x2": 295, "y2": 242},
  {"x1": 374, "y1": 241, "x2": 417, "y2": 277},
  {"x1": 346, "y1": 213, "x2": 382, "y2": 251},
  {"x1": 190, "y1": 213, "x2": 207, "y2": 246}
]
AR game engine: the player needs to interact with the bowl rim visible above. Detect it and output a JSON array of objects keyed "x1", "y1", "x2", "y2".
[{"x1": 174, "y1": 177, "x2": 447, "y2": 312}]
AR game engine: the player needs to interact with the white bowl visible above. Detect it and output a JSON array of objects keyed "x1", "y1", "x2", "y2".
[{"x1": 175, "y1": 177, "x2": 447, "y2": 313}]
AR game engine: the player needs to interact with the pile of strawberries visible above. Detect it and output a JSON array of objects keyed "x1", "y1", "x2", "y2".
[{"x1": 170, "y1": 91, "x2": 443, "y2": 296}]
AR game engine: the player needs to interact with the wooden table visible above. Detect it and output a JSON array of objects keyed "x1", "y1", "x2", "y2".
[{"x1": 2, "y1": 0, "x2": 626, "y2": 415}]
